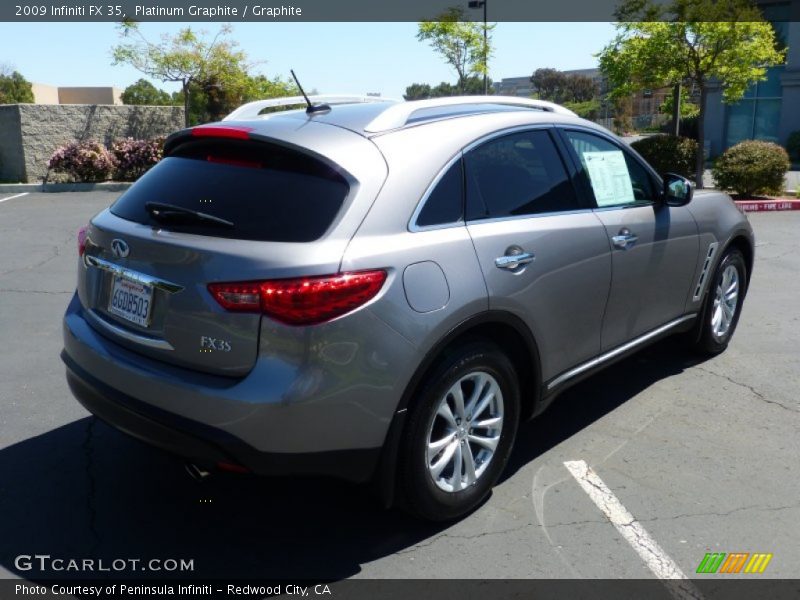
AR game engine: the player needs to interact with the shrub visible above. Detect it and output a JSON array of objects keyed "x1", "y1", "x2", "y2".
[
  {"x1": 786, "y1": 131, "x2": 800, "y2": 162},
  {"x1": 712, "y1": 140, "x2": 790, "y2": 197},
  {"x1": 110, "y1": 137, "x2": 164, "y2": 181},
  {"x1": 47, "y1": 140, "x2": 117, "y2": 182},
  {"x1": 630, "y1": 135, "x2": 698, "y2": 178}
]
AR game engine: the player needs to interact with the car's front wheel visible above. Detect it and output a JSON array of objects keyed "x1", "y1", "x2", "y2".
[
  {"x1": 693, "y1": 247, "x2": 747, "y2": 355},
  {"x1": 398, "y1": 342, "x2": 520, "y2": 521}
]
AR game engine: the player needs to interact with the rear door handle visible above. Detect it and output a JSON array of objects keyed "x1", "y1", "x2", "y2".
[
  {"x1": 495, "y1": 252, "x2": 535, "y2": 270},
  {"x1": 611, "y1": 228, "x2": 638, "y2": 250}
]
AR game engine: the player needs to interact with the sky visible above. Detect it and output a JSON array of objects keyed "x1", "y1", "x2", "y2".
[{"x1": 0, "y1": 22, "x2": 617, "y2": 99}]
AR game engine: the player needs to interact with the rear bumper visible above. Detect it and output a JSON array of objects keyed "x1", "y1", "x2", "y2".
[
  {"x1": 60, "y1": 292, "x2": 410, "y2": 482},
  {"x1": 63, "y1": 350, "x2": 381, "y2": 481}
]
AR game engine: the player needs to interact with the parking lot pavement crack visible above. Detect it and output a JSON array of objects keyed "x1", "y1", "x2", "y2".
[
  {"x1": 395, "y1": 524, "x2": 531, "y2": 555},
  {"x1": 0, "y1": 244, "x2": 62, "y2": 277},
  {"x1": 693, "y1": 366, "x2": 797, "y2": 413},
  {"x1": 637, "y1": 502, "x2": 798, "y2": 523}
]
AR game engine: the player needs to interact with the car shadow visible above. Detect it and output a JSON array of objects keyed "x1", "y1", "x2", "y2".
[
  {"x1": 503, "y1": 336, "x2": 709, "y2": 480},
  {"x1": 0, "y1": 337, "x2": 708, "y2": 582}
]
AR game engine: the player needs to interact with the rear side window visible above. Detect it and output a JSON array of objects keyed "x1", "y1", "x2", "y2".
[
  {"x1": 110, "y1": 139, "x2": 350, "y2": 242},
  {"x1": 416, "y1": 158, "x2": 464, "y2": 228},
  {"x1": 464, "y1": 129, "x2": 578, "y2": 221}
]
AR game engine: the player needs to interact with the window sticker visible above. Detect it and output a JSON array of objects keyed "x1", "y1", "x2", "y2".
[{"x1": 582, "y1": 150, "x2": 635, "y2": 207}]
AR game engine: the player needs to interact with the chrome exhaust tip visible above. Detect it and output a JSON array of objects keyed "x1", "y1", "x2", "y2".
[{"x1": 185, "y1": 462, "x2": 211, "y2": 481}]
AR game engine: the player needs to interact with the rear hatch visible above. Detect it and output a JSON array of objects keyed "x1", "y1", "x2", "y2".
[{"x1": 77, "y1": 123, "x2": 386, "y2": 377}]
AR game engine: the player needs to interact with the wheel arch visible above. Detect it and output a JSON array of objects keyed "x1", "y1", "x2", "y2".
[
  {"x1": 726, "y1": 232, "x2": 754, "y2": 293},
  {"x1": 374, "y1": 310, "x2": 543, "y2": 507}
]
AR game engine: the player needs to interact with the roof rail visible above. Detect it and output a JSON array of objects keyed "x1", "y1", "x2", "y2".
[
  {"x1": 223, "y1": 95, "x2": 398, "y2": 121},
  {"x1": 363, "y1": 95, "x2": 578, "y2": 133}
]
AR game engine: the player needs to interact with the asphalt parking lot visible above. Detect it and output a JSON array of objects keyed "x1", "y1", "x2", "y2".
[{"x1": 0, "y1": 191, "x2": 798, "y2": 585}]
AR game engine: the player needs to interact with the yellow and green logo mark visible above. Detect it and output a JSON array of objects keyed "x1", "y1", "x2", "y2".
[{"x1": 696, "y1": 552, "x2": 773, "y2": 574}]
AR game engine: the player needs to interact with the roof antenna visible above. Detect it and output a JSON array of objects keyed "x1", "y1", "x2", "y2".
[{"x1": 291, "y1": 69, "x2": 330, "y2": 115}]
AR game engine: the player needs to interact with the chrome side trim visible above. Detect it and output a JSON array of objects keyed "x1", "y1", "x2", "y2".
[
  {"x1": 84, "y1": 255, "x2": 184, "y2": 294},
  {"x1": 546, "y1": 314, "x2": 697, "y2": 391},
  {"x1": 692, "y1": 242, "x2": 719, "y2": 301},
  {"x1": 84, "y1": 310, "x2": 175, "y2": 351}
]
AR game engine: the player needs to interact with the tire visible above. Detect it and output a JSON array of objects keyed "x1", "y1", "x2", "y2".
[
  {"x1": 693, "y1": 248, "x2": 747, "y2": 355},
  {"x1": 397, "y1": 341, "x2": 520, "y2": 521}
]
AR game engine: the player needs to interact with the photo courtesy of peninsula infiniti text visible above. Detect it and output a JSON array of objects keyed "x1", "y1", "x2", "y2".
[{"x1": 62, "y1": 94, "x2": 754, "y2": 521}]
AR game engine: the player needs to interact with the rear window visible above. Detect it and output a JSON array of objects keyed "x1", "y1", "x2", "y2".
[{"x1": 110, "y1": 139, "x2": 350, "y2": 242}]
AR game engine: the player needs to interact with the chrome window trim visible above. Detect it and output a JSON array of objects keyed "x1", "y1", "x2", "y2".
[
  {"x1": 465, "y1": 207, "x2": 596, "y2": 227},
  {"x1": 546, "y1": 314, "x2": 697, "y2": 391}
]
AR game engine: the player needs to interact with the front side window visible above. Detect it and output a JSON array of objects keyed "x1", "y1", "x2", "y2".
[
  {"x1": 564, "y1": 130, "x2": 656, "y2": 207},
  {"x1": 464, "y1": 129, "x2": 579, "y2": 221}
]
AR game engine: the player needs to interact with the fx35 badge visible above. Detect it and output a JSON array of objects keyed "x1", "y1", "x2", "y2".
[{"x1": 200, "y1": 336, "x2": 231, "y2": 352}]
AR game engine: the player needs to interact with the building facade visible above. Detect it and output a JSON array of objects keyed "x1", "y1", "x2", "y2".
[
  {"x1": 704, "y1": 2, "x2": 800, "y2": 158},
  {"x1": 31, "y1": 83, "x2": 123, "y2": 105}
]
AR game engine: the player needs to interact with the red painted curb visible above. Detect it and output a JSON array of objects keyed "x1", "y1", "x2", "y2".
[{"x1": 734, "y1": 199, "x2": 800, "y2": 212}]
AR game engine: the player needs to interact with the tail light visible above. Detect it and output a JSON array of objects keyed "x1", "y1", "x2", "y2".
[
  {"x1": 208, "y1": 270, "x2": 387, "y2": 326},
  {"x1": 77, "y1": 224, "x2": 89, "y2": 256}
]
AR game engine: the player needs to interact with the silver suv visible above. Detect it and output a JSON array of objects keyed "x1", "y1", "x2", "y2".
[{"x1": 62, "y1": 95, "x2": 753, "y2": 520}]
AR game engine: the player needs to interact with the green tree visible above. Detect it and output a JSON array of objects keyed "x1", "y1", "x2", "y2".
[
  {"x1": 531, "y1": 68, "x2": 566, "y2": 102},
  {"x1": 0, "y1": 70, "x2": 34, "y2": 104},
  {"x1": 417, "y1": 7, "x2": 494, "y2": 93},
  {"x1": 121, "y1": 78, "x2": 173, "y2": 105},
  {"x1": 598, "y1": 0, "x2": 785, "y2": 186},
  {"x1": 112, "y1": 23, "x2": 268, "y2": 126},
  {"x1": 532, "y1": 69, "x2": 599, "y2": 104},
  {"x1": 404, "y1": 76, "x2": 493, "y2": 101},
  {"x1": 659, "y1": 89, "x2": 699, "y2": 119},
  {"x1": 563, "y1": 74, "x2": 599, "y2": 103},
  {"x1": 563, "y1": 98, "x2": 602, "y2": 120},
  {"x1": 404, "y1": 83, "x2": 433, "y2": 100}
]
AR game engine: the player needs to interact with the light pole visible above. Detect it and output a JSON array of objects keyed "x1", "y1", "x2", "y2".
[{"x1": 468, "y1": 0, "x2": 488, "y2": 94}]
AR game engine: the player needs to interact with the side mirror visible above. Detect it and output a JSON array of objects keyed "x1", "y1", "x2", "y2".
[{"x1": 663, "y1": 173, "x2": 693, "y2": 206}]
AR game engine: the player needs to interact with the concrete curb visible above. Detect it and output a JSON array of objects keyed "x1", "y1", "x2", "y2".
[
  {"x1": 0, "y1": 182, "x2": 133, "y2": 194},
  {"x1": 735, "y1": 199, "x2": 800, "y2": 212}
]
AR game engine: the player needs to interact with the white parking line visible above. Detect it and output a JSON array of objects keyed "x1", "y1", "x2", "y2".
[
  {"x1": 0, "y1": 192, "x2": 29, "y2": 203},
  {"x1": 564, "y1": 460, "x2": 704, "y2": 600}
]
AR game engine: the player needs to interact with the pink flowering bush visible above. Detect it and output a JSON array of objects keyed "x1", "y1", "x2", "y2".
[
  {"x1": 110, "y1": 137, "x2": 164, "y2": 181},
  {"x1": 47, "y1": 140, "x2": 118, "y2": 182}
]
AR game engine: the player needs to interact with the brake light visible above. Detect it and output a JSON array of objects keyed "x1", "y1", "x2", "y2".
[
  {"x1": 77, "y1": 224, "x2": 89, "y2": 256},
  {"x1": 191, "y1": 125, "x2": 253, "y2": 140},
  {"x1": 206, "y1": 155, "x2": 262, "y2": 169},
  {"x1": 208, "y1": 270, "x2": 387, "y2": 325}
]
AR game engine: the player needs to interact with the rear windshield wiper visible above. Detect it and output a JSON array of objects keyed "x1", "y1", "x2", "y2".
[{"x1": 145, "y1": 202, "x2": 234, "y2": 228}]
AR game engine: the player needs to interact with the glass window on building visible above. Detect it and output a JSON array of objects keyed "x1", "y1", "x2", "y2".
[
  {"x1": 724, "y1": 67, "x2": 784, "y2": 148},
  {"x1": 723, "y1": 4, "x2": 789, "y2": 149}
]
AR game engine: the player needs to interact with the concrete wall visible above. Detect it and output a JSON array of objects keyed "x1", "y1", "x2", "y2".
[
  {"x1": 0, "y1": 104, "x2": 184, "y2": 183},
  {"x1": 0, "y1": 107, "x2": 25, "y2": 182}
]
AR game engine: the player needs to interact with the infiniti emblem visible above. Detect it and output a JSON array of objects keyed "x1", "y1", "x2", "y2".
[{"x1": 110, "y1": 239, "x2": 130, "y2": 258}]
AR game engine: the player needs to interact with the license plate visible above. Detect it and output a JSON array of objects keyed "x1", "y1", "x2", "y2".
[{"x1": 108, "y1": 275, "x2": 153, "y2": 327}]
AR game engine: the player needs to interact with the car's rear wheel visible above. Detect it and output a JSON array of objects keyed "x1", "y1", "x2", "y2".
[
  {"x1": 398, "y1": 342, "x2": 520, "y2": 521},
  {"x1": 693, "y1": 248, "x2": 747, "y2": 355}
]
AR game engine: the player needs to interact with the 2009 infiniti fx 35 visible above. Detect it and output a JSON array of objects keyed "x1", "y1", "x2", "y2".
[{"x1": 62, "y1": 95, "x2": 753, "y2": 520}]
